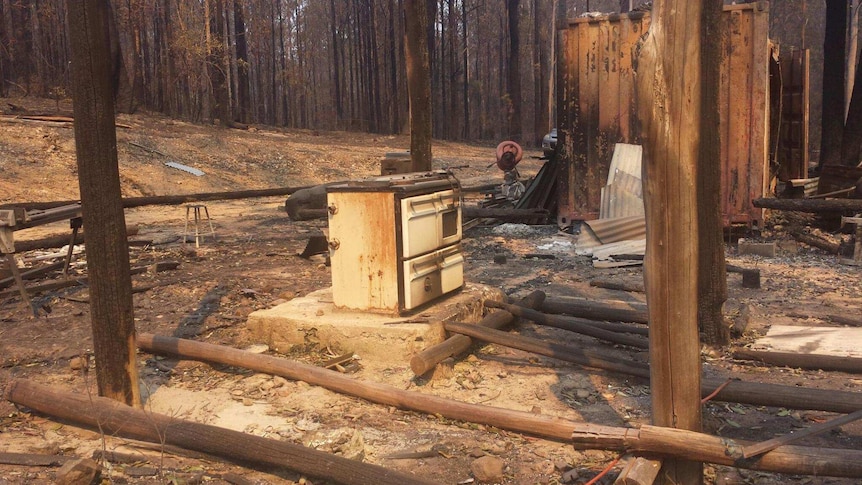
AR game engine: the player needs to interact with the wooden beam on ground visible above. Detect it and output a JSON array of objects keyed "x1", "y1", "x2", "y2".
[
  {"x1": 741, "y1": 409, "x2": 862, "y2": 458},
  {"x1": 0, "y1": 261, "x2": 64, "y2": 290},
  {"x1": 4, "y1": 380, "x2": 439, "y2": 485},
  {"x1": 568, "y1": 422, "x2": 862, "y2": 478},
  {"x1": 444, "y1": 322, "x2": 651, "y2": 378},
  {"x1": 733, "y1": 348, "x2": 862, "y2": 374},
  {"x1": 0, "y1": 262, "x2": 179, "y2": 300},
  {"x1": 0, "y1": 452, "x2": 73, "y2": 467},
  {"x1": 131, "y1": 336, "x2": 862, "y2": 477},
  {"x1": 590, "y1": 278, "x2": 646, "y2": 293},
  {"x1": 791, "y1": 231, "x2": 842, "y2": 254},
  {"x1": 753, "y1": 198, "x2": 862, "y2": 213},
  {"x1": 0, "y1": 186, "x2": 313, "y2": 211},
  {"x1": 540, "y1": 296, "x2": 649, "y2": 324},
  {"x1": 485, "y1": 300, "x2": 650, "y2": 348},
  {"x1": 410, "y1": 290, "x2": 546, "y2": 376},
  {"x1": 13, "y1": 225, "x2": 138, "y2": 253}
]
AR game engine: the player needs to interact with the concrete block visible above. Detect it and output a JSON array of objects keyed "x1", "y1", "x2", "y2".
[
  {"x1": 777, "y1": 239, "x2": 799, "y2": 254},
  {"x1": 737, "y1": 239, "x2": 776, "y2": 257},
  {"x1": 247, "y1": 283, "x2": 504, "y2": 364}
]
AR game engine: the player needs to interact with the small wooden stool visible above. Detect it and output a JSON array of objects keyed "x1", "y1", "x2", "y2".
[{"x1": 184, "y1": 204, "x2": 215, "y2": 248}]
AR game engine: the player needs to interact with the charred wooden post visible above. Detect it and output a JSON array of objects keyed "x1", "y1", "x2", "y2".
[{"x1": 68, "y1": 1, "x2": 139, "y2": 407}]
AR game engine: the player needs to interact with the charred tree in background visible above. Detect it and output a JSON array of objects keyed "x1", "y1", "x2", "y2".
[
  {"x1": 820, "y1": 0, "x2": 847, "y2": 167},
  {"x1": 506, "y1": 0, "x2": 521, "y2": 139},
  {"x1": 404, "y1": 0, "x2": 433, "y2": 170},
  {"x1": 698, "y1": 0, "x2": 729, "y2": 346}
]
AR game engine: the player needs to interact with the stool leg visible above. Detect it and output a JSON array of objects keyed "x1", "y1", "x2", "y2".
[
  {"x1": 183, "y1": 206, "x2": 190, "y2": 247},
  {"x1": 204, "y1": 206, "x2": 215, "y2": 241},
  {"x1": 194, "y1": 207, "x2": 201, "y2": 248}
]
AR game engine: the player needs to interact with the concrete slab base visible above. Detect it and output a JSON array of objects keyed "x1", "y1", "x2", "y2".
[{"x1": 247, "y1": 283, "x2": 505, "y2": 363}]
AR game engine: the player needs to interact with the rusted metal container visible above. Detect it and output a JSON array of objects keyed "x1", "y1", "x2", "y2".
[{"x1": 556, "y1": 3, "x2": 780, "y2": 228}]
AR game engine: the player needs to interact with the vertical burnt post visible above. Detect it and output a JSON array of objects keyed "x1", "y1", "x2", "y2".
[{"x1": 67, "y1": 0, "x2": 141, "y2": 407}]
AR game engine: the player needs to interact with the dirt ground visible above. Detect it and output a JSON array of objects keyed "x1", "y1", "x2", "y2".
[{"x1": 2, "y1": 98, "x2": 862, "y2": 484}]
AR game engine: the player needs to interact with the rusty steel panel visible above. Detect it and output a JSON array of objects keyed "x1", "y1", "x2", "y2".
[{"x1": 557, "y1": 4, "x2": 772, "y2": 227}]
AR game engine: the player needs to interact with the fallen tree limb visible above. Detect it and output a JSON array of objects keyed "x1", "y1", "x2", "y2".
[
  {"x1": 0, "y1": 261, "x2": 179, "y2": 299},
  {"x1": 589, "y1": 278, "x2": 645, "y2": 294},
  {"x1": 444, "y1": 322, "x2": 650, "y2": 378},
  {"x1": 741, "y1": 409, "x2": 862, "y2": 458},
  {"x1": 791, "y1": 231, "x2": 842, "y2": 254},
  {"x1": 137, "y1": 333, "x2": 581, "y2": 442},
  {"x1": 1, "y1": 186, "x2": 313, "y2": 211},
  {"x1": 4, "y1": 380, "x2": 439, "y2": 485},
  {"x1": 410, "y1": 290, "x2": 546, "y2": 376},
  {"x1": 828, "y1": 314, "x2": 862, "y2": 327},
  {"x1": 484, "y1": 300, "x2": 649, "y2": 349},
  {"x1": 0, "y1": 452, "x2": 73, "y2": 467},
  {"x1": 13, "y1": 224, "x2": 138, "y2": 253},
  {"x1": 570, "y1": 423, "x2": 862, "y2": 478},
  {"x1": 733, "y1": 348, "x2": 862, "y2": 374},
  {"x1": 0, "y1": 261, "x2": 65, "y2": 290},
  {"x1": 753, "y1": 197, "x2": 862, "y2": 213},
  {"x1": 540, "y1": 297, "x2": 649, "y2": 324},
  {"x1": 130, "y1": 334, "x2": 862, "y2": 477}
]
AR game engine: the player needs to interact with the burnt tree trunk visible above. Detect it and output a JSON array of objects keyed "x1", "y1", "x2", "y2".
[
  {"x1": 697, "y1": 0, "x2": 728, "y2": 346},
  {"x1": 821, "y1": 0, "x2": 848, "y2": 166},
  {"x1": 404, "y1": 0, "x2": 433, "y2": 171},
  {"x1": 506, "y1": 0, "x2": 522, "y2": 139},
  {"x1": 67, "y1": 0, "x2": 140, "y2": 407}
]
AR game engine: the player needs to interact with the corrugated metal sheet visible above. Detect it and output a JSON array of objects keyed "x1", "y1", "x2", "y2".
[
  {"x1": 556, "y1": 4, "x2": 770, "y2": 227},
  {"x1": 583, "y1": 215, "x2": 645, "y2": 244}
]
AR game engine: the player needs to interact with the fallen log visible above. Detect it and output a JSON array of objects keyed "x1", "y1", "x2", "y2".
[
  {"x1": 4, "y1": 380, "x2": 439, "y2": 485},
  {"x1": 0, "y1": 186, "x2": 313, "y2": 211},
  {"x1": 828, "y1": 314, "x2": 862, "y2": 327},
  {"x1": 589, "y1": 278, "x2": 645, "y2": 293},
  {"x1": 753, "y1": 197, "x2": 862, "y2": 213},
  {"x1": 0, "y1": 261, "x2": 179, "y2": 299},
  {"x1": 0, "y1": 261, "x2": 64, "y2": 290},
  {"x1": 444, "y1": 322, "x2": 862, "y2": 415},
  {"x1": 410, "y1": 290, "x2": 546, "y2": 376},
  {"x1": 131, "y1": 335, "x2": 862, "y2": 477},
  {"x1": 137, "y1": 333, "x2": 581, "y2": 442},
  {"x1": 569, "y1": 423, "x2": 862, "y2": 478},
  {"x1": 0, "y1": 452, "x2": 73, "y2": 467},
  {"x1": 540, "y1": 297, "x2": 649, "y2": 324},
  {"x1": 791, "y1": 231, "x2": 842, "y2": 254},
  {"x1": 13, "y1": 224, "x2": 139, "y2": 252},
  {"x1": 741, "y1": 409, "x2": 862, "y2": 458},
  {"x1": 444, "y1": 322, "x2": 651, "y2": 378},
  {"x1": 733, "y1": 348, "x2": 862, "y2": 374},
  {"x1": 484, "y1": 300, "x2": 649, "y2": 349}
]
